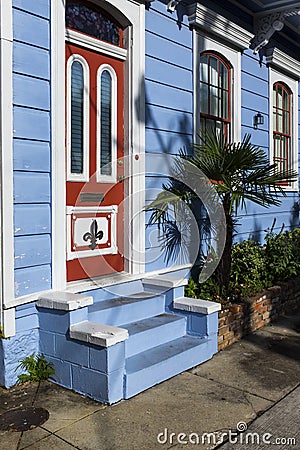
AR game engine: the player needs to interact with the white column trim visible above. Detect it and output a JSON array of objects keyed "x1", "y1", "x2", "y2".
[
  {"x1": 0, "y1": 0, "x2": 15, "y2": 335},
  {"x1": 51, "y1": 0, "x2": 67, "y2": 290}
]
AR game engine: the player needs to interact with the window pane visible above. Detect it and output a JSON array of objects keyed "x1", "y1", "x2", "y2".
[
  {"x1": 200, "y1": 55, "x2": 208, "y2": 83},
  {"x1": 66, "y1": 3, "x2": 121, "y2": 46},
  {"x1": 210, "y1": 86, "x2": 219, "y2": 116},
  {"x1": 220, "y1": 62, "x2": 228, "y2": 89},
  {"x1": 71, "y1": 61, "x2": 84, "y2": 174},
  {"x1": 210, "y1": 56, "x2": 218, "y2": 86},
  {"x1": 283, "y1": 89, "x2": 289, "y2": 110},
  {"x1": 284, "y1": 111, "x2": 290, "y2": 134},
  {"x1": 274, "y1": 135, "x2": 281, "y2": 159},
  {"x1": 277, "y1": 109, "x2": 283, "y2": 133},
  {"x1": 100, "y1": 70, "x2": 112, "y2": 176},
  {"x1": 273, "y1": 106, "x2": 277, "y2": 131},
  {"x1": 200, "y1": 83, "x2": 208, "y2": 114},
  {"x1": 277, "y1": 86, "x2": 283, "y2": 109},
  {"x1": 221, "y1": 90, "x2": 228, "y2": 119}
]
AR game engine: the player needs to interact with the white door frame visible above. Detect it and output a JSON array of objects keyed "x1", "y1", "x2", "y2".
[
  {"x1": 0, "y1": 0, "x2": 15, "y2": 335},
  {"x1": 51, "y1": 0, "x2": 146, "y2": 291}
]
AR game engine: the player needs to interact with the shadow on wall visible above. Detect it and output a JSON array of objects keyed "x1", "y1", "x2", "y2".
[{"x1": 290, "y1": 200, "x2": 300, "y2": 230}]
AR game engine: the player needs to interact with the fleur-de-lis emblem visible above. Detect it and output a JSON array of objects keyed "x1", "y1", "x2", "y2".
[{"x1": 83, "y1": 220, "x2": 104, "y2": 250}]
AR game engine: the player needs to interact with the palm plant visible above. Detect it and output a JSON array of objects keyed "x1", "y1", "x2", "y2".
[{"x1": 147, "y1": 130, "x2": 297, "y2": 296}]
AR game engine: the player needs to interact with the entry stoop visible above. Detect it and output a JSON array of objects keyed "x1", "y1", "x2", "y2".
[{"x1": 37, "y1": 278, "x2": 220, "y2": 404}]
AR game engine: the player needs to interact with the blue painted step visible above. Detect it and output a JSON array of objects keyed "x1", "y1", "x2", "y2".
[
  {"x1": 88, "y1": 292, "x2": 165, "y2": 326},
  {"x1": 125, "y1": 336, "x2": 213, "y2": 399},
  {"x1": 122, "y1": 313, "x2": 186, "y2": 357}
]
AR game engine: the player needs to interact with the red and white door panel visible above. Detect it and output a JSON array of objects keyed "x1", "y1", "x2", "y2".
[{"x1": 65, "y1": 10, "x2": 125, "y2": 282}]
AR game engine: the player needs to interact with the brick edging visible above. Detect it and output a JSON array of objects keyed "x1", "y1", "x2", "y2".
[{"x1": 218, "y1": 277, "x2": 300, "y2": 351}]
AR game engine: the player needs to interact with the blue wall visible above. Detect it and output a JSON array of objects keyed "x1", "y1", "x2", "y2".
[
  {"x1": 237, "y1": 49, "x2": 300, "y2": 242},
  {"x1": 145, "y1": 3, "x2": 300, "y2": 261},
  {"x1": 13, "y1": 0, "x2": 51, "y2": 297},
  {"x1": 144, "y1": 1, "x2": 194, "y2": 271}
]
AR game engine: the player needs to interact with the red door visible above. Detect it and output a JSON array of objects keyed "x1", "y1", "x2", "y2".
[{"x1": 66, "y1": 43, "x2": 124, "y2": 282}]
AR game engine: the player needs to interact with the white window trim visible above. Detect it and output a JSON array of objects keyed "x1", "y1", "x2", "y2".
[
  {"x1": 269, "y1": 68, "x2": 298, "y2": 192},
  {"x1": 97, "y1": 64, "x2": 117, "y2": 183},
  {"x1": 194, "y1": 31, "x2": 242, "y2": 143},
  {"x1": 0, "y1": 0, "x2": 15, "y2": 334},
  {"x1": 51, "y1": 0, "x2": 146, "y2": 295},
  {"x1": 66, "y1": 28, "x2": 128, "y2": 61},
  {"x1": 66, "y1": 54, "x2": 90, "y2": 182}
]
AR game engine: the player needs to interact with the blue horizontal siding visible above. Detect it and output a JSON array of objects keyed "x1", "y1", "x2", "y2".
[
  {"x1": 146, "y1": 104, "x2": 193, "y2": 134},
  {"x1": 14, "y1": 172, "x2": 50, "y2": 204},
  {"x1": 14, "y1": 265, "x2": 51, "y2": 298},
  {"x1": 14, "y1": 140, "x2": 50, "y2": 172},
  {"x1": 14, "y1": 204, "x2": 51, "y2": 236},
  {"x1": 241, "y1": 126, "x2": 269, "y2": 148},
  {"x1": 242, "y1": 90, "x2": 269, "y2": 114},
  {"x1": 146, "y1": 7, "x2": 191, "y2": 47},
  {"x1": 13, "y1": 41, "x2": 50, "y2": 79},
  {"x1": 146, "y1": 80, "x2": 192, "y2": 112},
  {"x1": 146, "y1": 31, "x2": 192, "y2": 69},
  {"x1": 145, "y1": 152, "x2": 183, "y2": 174},
  {"x1": 149, "y1": 0, "x2": 190, "y2": 26},
  {"x1": 13, "y1": 9, "x2": 49, "y2": 49},
  {"x1": 13, "y1": 74, "x2": 50, "y2": 110},
  {"x1": 242, "y1": 51, "x2": 269, "y2": 81},
  {"x1": 14, "y1": 107, "x2": 50, "y2": 141},
  {"x1": 14, "y1": 235, "x2": 51, "y2": 269},
  {"x1": 146, "y1": 56, "x2": 192, "y2": 91},
  {"x1": 12, "y1": 0, "x2": 52, "y2": 295},
  {"x1": 13, "y1": 0, "x2": 50, "y2": 19},
  {"x1": 146, "y1": 129, "x2": 192, "y2": 154},
  {"x1": 242, "y1": 72, "x2": 268, "y2": 97},
  {"x1": 241, "y1": 108, "x2": 269, "y2": 132}
]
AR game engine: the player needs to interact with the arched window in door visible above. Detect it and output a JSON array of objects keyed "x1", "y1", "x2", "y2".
[
  {"x1": 200, "y1": 52, "x2": 231, "y2": 139},
  {"x1": 67, "y1": 54, "x2": 89, "y2": 181},
  {"x1": 66, "y1": 0, "x2": 123, "y2": 47}
]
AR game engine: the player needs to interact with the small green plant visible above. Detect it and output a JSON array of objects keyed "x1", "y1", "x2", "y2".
[
  {"x1": 185, "y1": 278, "x2": 200, "y2": 298},
  {"x1": 16, "y1": 353, "x2": 55, "y2": 383},
  {"x1": 0, "y1": 325, "x2": 5, "y2": 339}
]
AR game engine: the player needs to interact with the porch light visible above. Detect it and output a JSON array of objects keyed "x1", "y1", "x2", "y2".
[{"x1": 253, "y1": 112, "x2": 264, "y2": 129}]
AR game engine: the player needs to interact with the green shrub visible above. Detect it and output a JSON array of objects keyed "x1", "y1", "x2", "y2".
[
  {"x1": 230, "y1": 239, "x2": 269, "y2": 299},
  {"x1": 16, "y1": 353, "x2": 55, "y2": 383},
  {"x1": 185, "y1": 227, "x2": 300, "y2": 305},
  {"x1": 264, "y1": 230, "x2": 300, "y2": 283}
]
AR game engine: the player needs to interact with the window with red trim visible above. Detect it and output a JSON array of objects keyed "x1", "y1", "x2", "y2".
[
  {"x1": 200, "y1": 52, "x2": 231, "y2": 140},
  {"x1": 273, "y1": 82, "x2": 291, "y2": 184}
]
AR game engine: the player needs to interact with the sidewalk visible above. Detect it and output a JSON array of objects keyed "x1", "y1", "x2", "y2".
[{"x1": 0, "y1": 311, "x2": 299, "y2": 450}]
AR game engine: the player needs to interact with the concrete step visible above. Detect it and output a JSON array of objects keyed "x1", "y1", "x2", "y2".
[
  {"x1": 125, "y1": 335, "x2": 213, "y2": 399},
  {"x1": 69, "y1": 320, "x2": 129, "y2": 347},
  {"x1": 122, "y1": 313, "x2": 186, "y2": 358},
  {"x1": 88, "y1": 292, "x2": 165, "y2": 326}
]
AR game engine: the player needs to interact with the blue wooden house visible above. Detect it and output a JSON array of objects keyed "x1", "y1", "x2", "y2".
[{"x1": 0, "y1": 0, "x2": 299, "y2": 403}]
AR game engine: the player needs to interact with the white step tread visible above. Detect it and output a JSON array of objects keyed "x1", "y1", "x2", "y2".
[
  {"x1": 174, "y1": 297, "x2": 221, "y2": 314},
  {"x1": 70, "y1": 320, "x2": 129, "y2": 347}
]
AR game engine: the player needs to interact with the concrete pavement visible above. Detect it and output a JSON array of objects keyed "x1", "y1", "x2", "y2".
[{"x1": 0, "y1": 311, "x2": 299, "y2": 449}]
